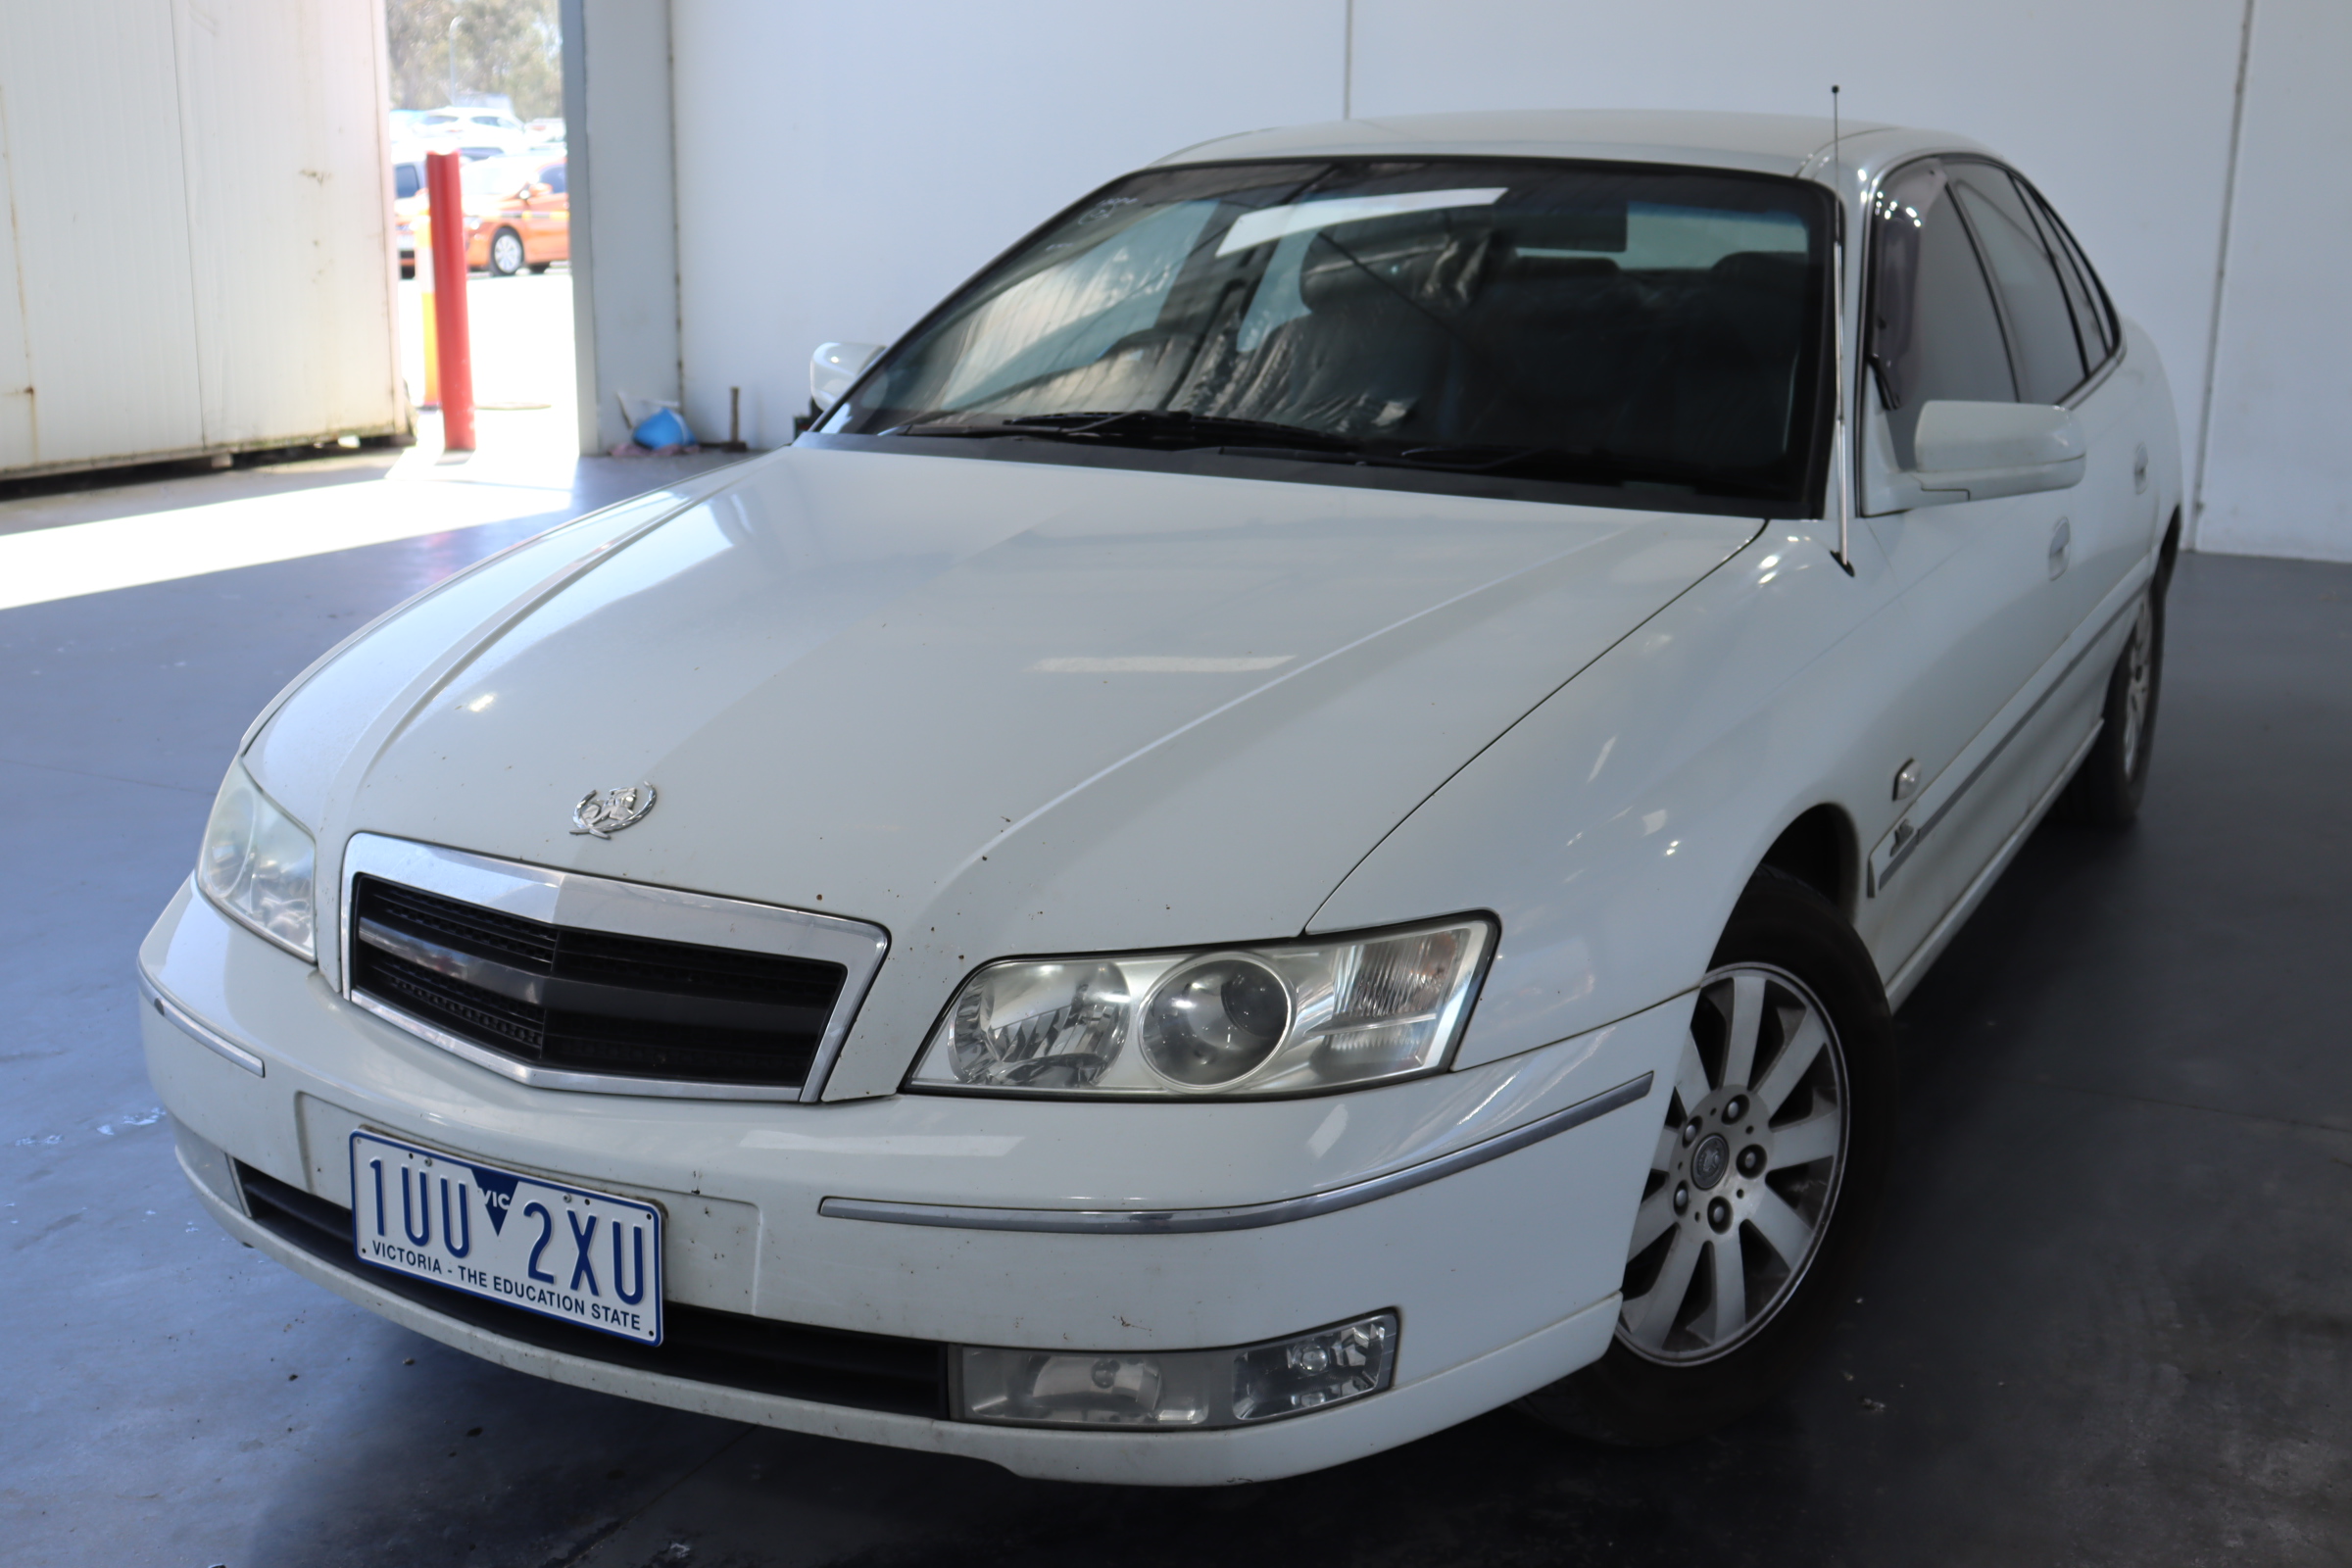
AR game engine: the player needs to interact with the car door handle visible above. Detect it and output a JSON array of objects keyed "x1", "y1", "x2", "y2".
[{"x1": 2048, "y1": 516, "x2": 2071, "y2": 580}]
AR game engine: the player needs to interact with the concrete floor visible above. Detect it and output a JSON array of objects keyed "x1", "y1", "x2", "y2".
[{"x1": 3, "y1": 467, "x2": 2347, "y2": 1564}]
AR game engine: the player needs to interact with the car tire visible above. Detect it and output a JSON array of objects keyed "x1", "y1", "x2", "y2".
[
  {"x1": 2053, "y1": 585, "x2": 2166, "y2": 829},
  {"x1": 488, "y1": 227, "x2": 526, "y2": 277},
  {"x1": 1518, "y1": 866, "x2": 1897, "y2": 1446},
  {"x1": 527, "y1": 261, "x2": 552, "y2": 274}
]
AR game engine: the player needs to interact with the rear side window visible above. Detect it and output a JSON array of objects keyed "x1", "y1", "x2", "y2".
[
  {"x1": 1868, "y1": 160, "x2": 2013, "y2": 461},
  {"x1": 394, "y1": 164, "x2": 421, "y2": 200},
  {"x1": 539, "y1": 162, "x2": 566, "y2": 194},
  {"x1": 2021, "y1": 180, "x2": 2117, "y2": 364},
  {"x1": 1948, "y1": 163, "x2": 2085, "y2": 404}
]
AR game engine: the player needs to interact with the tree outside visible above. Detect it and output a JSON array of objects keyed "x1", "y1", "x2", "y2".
[{"x1": 387, "y1": 0, "x2": 561, "y2": 120}]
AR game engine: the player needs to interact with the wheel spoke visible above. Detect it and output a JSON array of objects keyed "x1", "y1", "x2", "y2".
[
  {"x1": 1721, "y1": 971, "x2": 1767, "y2": 1089},
  {"x1": 1694, "y1": 1236, "x2": 1746, "y2": 1346},
  {"x1": 1628, "y1": 1185, "x2": 1679, "y2": 1255},
  {"x1": 1772, "y1": 1106, "x2": 1840, "y2": 1168},
  {"x1": 1751, "y1": 1009, "x2": 1828, "y2": 1116},
  {"x1": 1748, "y1": 1189, "x2": 1817, "y2": 1269},
  {"x1": 1622, "y1": 1228, "x2": 1701, "y2": 1350},
  {"x1": 1652, "y1": 1119, "x2": 1684, "y2": 1176},
  {"x1": 1673, "y1": 1029, "x2": 1713, "y2": 1118}
]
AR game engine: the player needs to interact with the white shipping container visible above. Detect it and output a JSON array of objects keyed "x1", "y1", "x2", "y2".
[{"x1": 0, "y1": 0, "x2": 407, "y2": 479}]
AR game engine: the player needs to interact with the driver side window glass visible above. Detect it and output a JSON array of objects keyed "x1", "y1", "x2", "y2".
[
  {"x1": 1869, "y1": 161, "x2": 2014, "y2": 465},
  {"x1": 1949, "y1": 164, "x2": 2086, "y2": 404}
]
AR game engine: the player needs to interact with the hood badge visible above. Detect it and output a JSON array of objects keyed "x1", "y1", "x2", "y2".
[{"x1": 570, "y1": 783, "x2": 657, "y2": 839}]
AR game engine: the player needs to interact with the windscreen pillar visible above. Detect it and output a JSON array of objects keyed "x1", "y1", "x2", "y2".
[{"x1": 562, "y1": 0, "x2": 683, "y2": 455}]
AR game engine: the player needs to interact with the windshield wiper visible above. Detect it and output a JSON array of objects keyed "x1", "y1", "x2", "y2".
[
  {"x1": 1282, "y1": 442, "x2": 1773, "y2": 498},
  {"x1": 883, "y1": 410, "x2": 1361, "y2": 454},
  {"x1": 882, "y1": 416, "x2": 1773, "y2": 499}
]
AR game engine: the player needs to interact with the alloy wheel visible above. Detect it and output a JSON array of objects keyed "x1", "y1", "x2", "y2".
[
  {"x1": 491, "y1": 229, "x2": 525, "y2": 275},
  {"x1": 1615, "y1": 964, "x2": 1849, "y2": 1364}
]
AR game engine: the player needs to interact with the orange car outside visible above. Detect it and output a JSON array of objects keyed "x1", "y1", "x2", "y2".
[{"x1": 460, "y1": 158, "x2": 568, "y2": 276}]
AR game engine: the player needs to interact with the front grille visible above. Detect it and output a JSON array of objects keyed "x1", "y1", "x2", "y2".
[
  {"x1": 349, "y1": 875, "x2": 846, "y2": 1088},
  {"x1": 236, "y1": 1162, "x2": 949, "y2": 1417}
]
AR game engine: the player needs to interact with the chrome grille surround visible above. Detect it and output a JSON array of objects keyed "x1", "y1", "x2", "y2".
[{"x1": 339, "y1": 833, "x2": 889, "y2": 1102}]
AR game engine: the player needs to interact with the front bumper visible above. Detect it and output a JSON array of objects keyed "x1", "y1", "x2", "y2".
[{"x1": 141, "y1": 879, "x2": 1678, "y2": 1483}]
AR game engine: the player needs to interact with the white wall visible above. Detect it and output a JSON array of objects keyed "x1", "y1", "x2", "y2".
[
  {"x1": 2193, "y1": 0, "x2": 2349, "y2": 560},
  {"x1": 595, "y1": 0, "x2": 2342, "y2": 561},
  {"x1": 566, "y1": 0, "x2": 685, "y2": 453}
]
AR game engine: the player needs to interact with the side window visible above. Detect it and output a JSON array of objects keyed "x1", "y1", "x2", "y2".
[
  {"x1": 2021, "y1": 179, "x2": 2116, "y2": 364},
  {"x1": 540, "y1": 163, "x2": 565, "y2": 194},
  {"x1": 394, "y1": 164, "x2": 421, "y2": 201},
  {"x1": 1869, "y1": 160, "x2": 2014, "y2": 463},
  {"x1": 1947, "y1": 163, "x2": 2085, "y2": 404}
]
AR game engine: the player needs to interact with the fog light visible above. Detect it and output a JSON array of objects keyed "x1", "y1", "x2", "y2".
[
  {"x1": 1231, "y1": 1314, "x2": 1395, "y2": 1421},
  {"x1": 956, "y1": 1311, "x2": 1397, "y2": 1430}
]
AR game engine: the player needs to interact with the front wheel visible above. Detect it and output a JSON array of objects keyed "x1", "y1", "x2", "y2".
[
  {"x1": 487, "y1": 226, "x2": 526, "y2": 277},
  {"x1": 1519, "y1": 868, "x2": 1897, "y2": 1445}
]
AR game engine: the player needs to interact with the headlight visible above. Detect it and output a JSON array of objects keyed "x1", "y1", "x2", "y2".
[
  {"x1": 197, "y1": 761, "x2": 317, "y2": 961},
  {"x1": 907, "y1": 915, "x2": 1494, "y2": 1098}
]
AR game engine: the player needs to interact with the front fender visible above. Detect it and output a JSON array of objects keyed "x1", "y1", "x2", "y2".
[{"x1": 1310, "y1": 516, "x2": 1911, "y2": 1069}]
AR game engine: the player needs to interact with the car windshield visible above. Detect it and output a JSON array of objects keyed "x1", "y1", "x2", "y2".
[
  {"x1": 461, "y1": 156, "x2": 540, "y2": 199},
  {"x1": 826, "y1": 159, "x2": 1834, "y2": 511}
]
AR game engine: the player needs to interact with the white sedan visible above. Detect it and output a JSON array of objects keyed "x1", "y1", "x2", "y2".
[{"x1": 140, "y1": 110, "x2": 2179, "y2": 1482}]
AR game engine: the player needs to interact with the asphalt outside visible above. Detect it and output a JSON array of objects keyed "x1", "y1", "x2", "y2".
[{"x1": 2, "y1": 289, "x2": 2345, "y2": 1563}]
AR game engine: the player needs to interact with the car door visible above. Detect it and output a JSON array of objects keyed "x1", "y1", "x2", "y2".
[
  {"x1": 1946, "y1": 162, "x2": 2142, "y2": 656},
  {"x1": 1852, "y1": 156, "x2": 2107, "y2": 982},
  {"x1": 535, "y1": 161, "x2": 569, "y2": 262}
]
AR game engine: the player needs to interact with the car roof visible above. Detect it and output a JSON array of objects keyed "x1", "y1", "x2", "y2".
[{"x1": 1154, "y1": 109, "x2": 1995, "y2": 185}]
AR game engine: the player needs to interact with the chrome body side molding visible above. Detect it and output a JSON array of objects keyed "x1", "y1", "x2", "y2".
[
  {"x1": 141, "y1": 973, "x2": 268, "y2": 1076},
  {"x1": 1871, "y1": 576, "x2": 2144, "y2": 896},
  {"x1": 819, "y1": 1071, "x2": 1655, "y2": 1235}
]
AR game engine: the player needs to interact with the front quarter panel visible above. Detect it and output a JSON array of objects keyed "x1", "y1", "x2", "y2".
[{"x1": 1314, "y1": 517, "x2": 1910, "y2": 1067}]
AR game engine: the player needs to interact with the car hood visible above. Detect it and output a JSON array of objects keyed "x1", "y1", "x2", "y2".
[{"x1": 267, "y1": 446, "x2": 1756, "y2": 1093}]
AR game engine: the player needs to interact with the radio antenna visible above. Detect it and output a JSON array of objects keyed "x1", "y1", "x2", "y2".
[{"x1": 1829, "y1": 83, "x2": 1854, "y2": 573}]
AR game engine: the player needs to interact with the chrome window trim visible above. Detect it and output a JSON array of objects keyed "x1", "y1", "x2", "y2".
[
  {"x1": 1860, "y1": 154, "x2": 2123, "y2": 420},
  {"x1": 339, "y1": 833, "x2": 890, "y2": 1103},
  {"x1": 818, "y1": 1070, "x2": 1654, "y2": 1234},
  {"x1": 140, "y1": 971, "x2": 267, "y2": 1077}
]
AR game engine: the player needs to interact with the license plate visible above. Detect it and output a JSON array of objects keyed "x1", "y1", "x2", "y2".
[{"x1": 349, "y1": 1131, "x2": 663, "y2": 1345}]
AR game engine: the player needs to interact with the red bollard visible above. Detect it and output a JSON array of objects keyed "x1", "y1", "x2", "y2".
[{"x1": 424, "y1": 150, "x2": 475, "y2": 453}]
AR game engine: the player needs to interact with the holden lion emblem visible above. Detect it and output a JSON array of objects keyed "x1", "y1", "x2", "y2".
[{"x1": 569, "y1": 783, "x2": 657, "y2": 839}]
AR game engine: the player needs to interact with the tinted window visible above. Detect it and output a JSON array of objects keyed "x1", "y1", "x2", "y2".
[
  {"x1": 829, "y1": 159, "x2": 1835, "y2": 514},
  {"x1": 1949, "y1": 164, "x2": 2084, "y2": 404},
  {"x1": 539, "y1": 162, "x2": 565, "y2": 194},
  {"x1": 1869, "y1": 161, "x2": 2013, "y2": 461},
  {"x1": 394, "y1": 164, "x2": 421, "y2": 200},
  {"x1": 2023, "y1": 180, "x2": 2115, "y2": 362}
]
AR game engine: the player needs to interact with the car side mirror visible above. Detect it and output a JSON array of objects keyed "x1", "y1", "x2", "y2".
[
  {"x1": 1910, "y1": 400, "x2": 2085, "y2": 504},
  {"x1": 809, "y1": 342, "x2": 884, "y2": 415}
]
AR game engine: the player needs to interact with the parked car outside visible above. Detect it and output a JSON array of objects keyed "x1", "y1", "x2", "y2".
[
  {"x1": 390, "y1": 153, "x2": 426, "y2": 277},
  {"x1": 142, "y1": 110, "x2": 2179, "y2": 1484},
  {"x1": 460, "y1": 156, "x2": 567, "y2": 275},
  {"x1": 414, "y1": 106, "x2": 531, "y2": 155}
]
